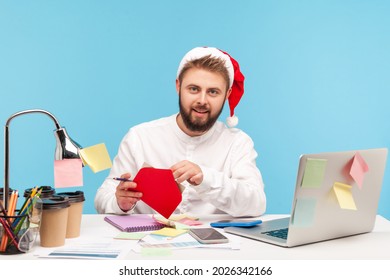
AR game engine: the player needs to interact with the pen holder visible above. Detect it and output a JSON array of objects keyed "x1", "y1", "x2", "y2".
[
  {"x1": 0, "y1": 198, "x2": 43, "y2": 255},
  {"x1": 0, "y1": 213, "x2": 30, "y2": 254}
]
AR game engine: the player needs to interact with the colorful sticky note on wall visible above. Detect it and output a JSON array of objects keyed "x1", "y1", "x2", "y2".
[
  {"x1": 292, "y1": 198, "x2": 317, "y2": 227},
  {"x1": 54, "y1": 159, "x2": 83, "y2": 188},
  {"x1": 333, "y1": 182, "x2": 357, "y2": 210},
  {"x1": 301, "y1": 158, "x2": 327, "y2": 188},
  {"x1": 350, "y1": 152, "x2": 369, "y2": 189},
  {"x1": 79, "y1": 143, "x2": 112, "y2": 173}
]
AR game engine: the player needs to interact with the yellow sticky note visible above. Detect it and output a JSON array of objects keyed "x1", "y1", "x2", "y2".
[
  {"x1": 151, "y1": 227, "x2": 188, "y2": 237},
  {"x1": 333, "y1": 182, "x2": 357, "y2": 210},
  {"x1": 168, "y1": 214, "x2": 199, "y2": 221},
  {"x1": 79, "y1": 143, "x2": 112, "y2": 173}
]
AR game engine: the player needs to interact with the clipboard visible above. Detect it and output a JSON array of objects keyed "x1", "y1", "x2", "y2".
[{"x1": 133, "y1": 167, "x2": 182, "y2": 219}]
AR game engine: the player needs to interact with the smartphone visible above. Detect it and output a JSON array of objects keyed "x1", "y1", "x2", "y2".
[
  {"x1": 210, "y1": 219, "x2": 262, "y2": 228},
  {"x1": 189, "y1": 228, "x2": 229, "y2": 244}
]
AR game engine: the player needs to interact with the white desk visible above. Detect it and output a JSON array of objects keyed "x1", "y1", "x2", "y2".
[{"x1": 1, "y1": 214, "x2": 390, "y2": 260}]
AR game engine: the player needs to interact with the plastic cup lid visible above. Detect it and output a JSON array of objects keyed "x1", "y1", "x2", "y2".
[
  {"x1": 41, "y1": 196, "x2": 70, "y2": 210},
  {"x1": 56, "y1": 191, "x2": 85, "y2": 203}
]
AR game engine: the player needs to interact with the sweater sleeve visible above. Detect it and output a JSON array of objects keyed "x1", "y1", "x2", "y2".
[
  {"x1": 94, "y1": 130, "x2": 139, "y2": 214},
  {"x1": 192, "y1": 133, "x2": 266, "y2": 217}
]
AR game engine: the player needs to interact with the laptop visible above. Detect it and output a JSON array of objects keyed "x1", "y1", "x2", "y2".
[{"x1": 224, "y1": 148, "x2": 388, "y2": 247}]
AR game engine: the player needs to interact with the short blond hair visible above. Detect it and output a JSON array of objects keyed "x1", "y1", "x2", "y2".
[{"x1": 177, "y1": 55, "x2": 230, "y2": 91}]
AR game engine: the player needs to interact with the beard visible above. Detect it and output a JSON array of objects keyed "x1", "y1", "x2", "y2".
[{"x1": 179, "y1": 94, "x2": 224, "y2": 133}]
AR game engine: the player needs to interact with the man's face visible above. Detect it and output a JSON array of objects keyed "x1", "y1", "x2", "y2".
[{"x1": 176, "y1": 67, "x2": 230, "y2": 136}]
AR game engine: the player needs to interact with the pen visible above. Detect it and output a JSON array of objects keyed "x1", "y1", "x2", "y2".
[
  {"x1": 0, "y1": 217, "x2": 19, "y2": 250},
  {"x1": 112, "y1": 177, "x2": 133, "y2": 182},
  {"x1": 0, "y1": 200, "x2": 7, "y2": 216}
]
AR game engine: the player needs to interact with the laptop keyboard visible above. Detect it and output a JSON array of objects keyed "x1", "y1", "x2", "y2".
[{"x1": 263, "y1": 228, "x2": 289, "y2": 240}]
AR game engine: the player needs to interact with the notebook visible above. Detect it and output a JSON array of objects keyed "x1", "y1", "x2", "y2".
[
  {"x1": 104, "y1": 214, "x2": 165, "y2": 232},
  {"x1": 224, "y1": 148, "x2": 388, "y2": 247}
]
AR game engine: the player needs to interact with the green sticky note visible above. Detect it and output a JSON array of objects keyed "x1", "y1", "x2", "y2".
[
  {"x1": 114, "y1": 232, "x2": 147, "y2": 240},
  {"x1": 141, "y1": 247, "x2": 172, "y2": 256},
  {"x1": 301, "y1": 158, "x2": 327, "y2": 188},
  {"x1": 174, "y1": 222, "x2": 190, "y2": 230},
  {"x1": 292, "y1": 198, "x2": 317, "y2": 227}
]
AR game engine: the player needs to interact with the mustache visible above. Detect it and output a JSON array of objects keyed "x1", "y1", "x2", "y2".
[{"x1": 193, "y1": 105, "x2": 209, "y2": 112}]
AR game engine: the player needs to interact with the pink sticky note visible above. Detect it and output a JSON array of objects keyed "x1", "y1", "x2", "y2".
[
  {"x1": 350, "y1": 152, "x2": 369, "y2": 189},
  {"x1": 177, "y1": 218, "x2": 203, "y2": 226},
  {"x1": 54, "y1": 159, "x2": 83, "y2": 188}
]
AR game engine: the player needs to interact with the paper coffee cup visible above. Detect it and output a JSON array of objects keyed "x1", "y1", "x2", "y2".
[
  {"x1": 39, "y1": 196, "x2": 70, "y2": 247},
  {"x1": 56, "y1": 191, "x2": 85, "y2": 238}
]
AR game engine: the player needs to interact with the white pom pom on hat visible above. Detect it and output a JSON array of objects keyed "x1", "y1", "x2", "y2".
[
  {"x1": 226, "y1": 115, "x2": 239, "y2": 127},
  {"x1": 177, "y1": 47, "x2": 245, "y2": 128}
]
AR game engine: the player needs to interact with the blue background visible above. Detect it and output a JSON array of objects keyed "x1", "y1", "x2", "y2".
[{"x1": 1, "y1": 0, "x2": 389, "y2": 219}]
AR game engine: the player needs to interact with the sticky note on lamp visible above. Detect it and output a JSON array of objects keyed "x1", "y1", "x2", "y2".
[
  {"x1": 79, "y1": 143, "x2": 112, "y2": 173},
  {"x1": 301, "y1": 158, "x2": 327, "y2": 188},
  {"x1": 350, "y1": 152, "x2": 369, "y2": 189},
  {"x1": 333, "y1": 182, "x2": 357, "y2": 210},
  {"x1": 54, "y1": 159, "x2": 83, "y2": 188}
]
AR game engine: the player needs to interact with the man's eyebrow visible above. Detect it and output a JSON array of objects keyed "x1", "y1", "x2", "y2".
[
  {"x1": 186, "y1": 83, "x2": 199, "y2": 87},
  {"x1": 185, "y1": 84, "x2": 223, "y2": 92},
  {"x1": 208, "y1": 86, "x2": 223, "y2": 92}
]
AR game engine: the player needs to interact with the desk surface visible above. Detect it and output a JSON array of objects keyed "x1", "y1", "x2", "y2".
[{"x1": 1, "y1": 214, "x2": 390, "y2": 260}]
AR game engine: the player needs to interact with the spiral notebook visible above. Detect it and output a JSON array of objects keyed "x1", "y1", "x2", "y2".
[{"x1": 104, "y1": 214, "x2": 165, "y2": 232}]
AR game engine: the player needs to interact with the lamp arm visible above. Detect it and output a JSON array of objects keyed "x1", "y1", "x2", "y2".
[
  {"x1": 3, "y1": 109, "x2": 64, "y2": 210},
  {"x1": 5, "y1": 109, "x2": 61, "y2": 129}
]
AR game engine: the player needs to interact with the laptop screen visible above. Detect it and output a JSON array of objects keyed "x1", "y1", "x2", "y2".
[{"x1": 287, "y1": 148, "x2": 387, "y2": 246}]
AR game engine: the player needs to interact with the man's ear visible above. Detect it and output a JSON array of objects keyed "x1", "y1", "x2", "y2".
[
  {"x1": 175, "y1": 79, "x2": 180, "y2": 95},
  {"x1": 226, "y1": 88, "x2": 232, "y2": 101}
]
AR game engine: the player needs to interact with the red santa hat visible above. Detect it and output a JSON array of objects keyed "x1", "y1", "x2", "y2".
[{"x1": 177, "y1": 47, "x2": 245, "y2": 127}]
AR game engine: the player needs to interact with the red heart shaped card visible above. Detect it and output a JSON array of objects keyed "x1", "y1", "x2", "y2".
[{"x1": 133, "y1": 167, "x2": 182, "y2": 219}]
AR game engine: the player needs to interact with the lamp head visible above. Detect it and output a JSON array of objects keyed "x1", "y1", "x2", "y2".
[{"x1": 54, "y1": 127, "x2": 83, "y2": 160}]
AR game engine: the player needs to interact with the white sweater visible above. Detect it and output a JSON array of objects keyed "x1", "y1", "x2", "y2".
[{"x1": 94, "y1": 114, "x2": 266, "y2": 217}]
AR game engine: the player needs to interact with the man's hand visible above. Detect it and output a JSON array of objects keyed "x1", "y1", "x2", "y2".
[
  {"x1": 115, "y1": 173, "x2": 142, "y2": 212},
  {"x1": 171, "y1": 160, "x2": 203, "y2": 186}
]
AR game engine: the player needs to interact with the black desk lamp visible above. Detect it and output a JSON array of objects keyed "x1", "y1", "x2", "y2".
[{"x1": 3, "y1": 109, "x2": 83, "y2": 210}]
